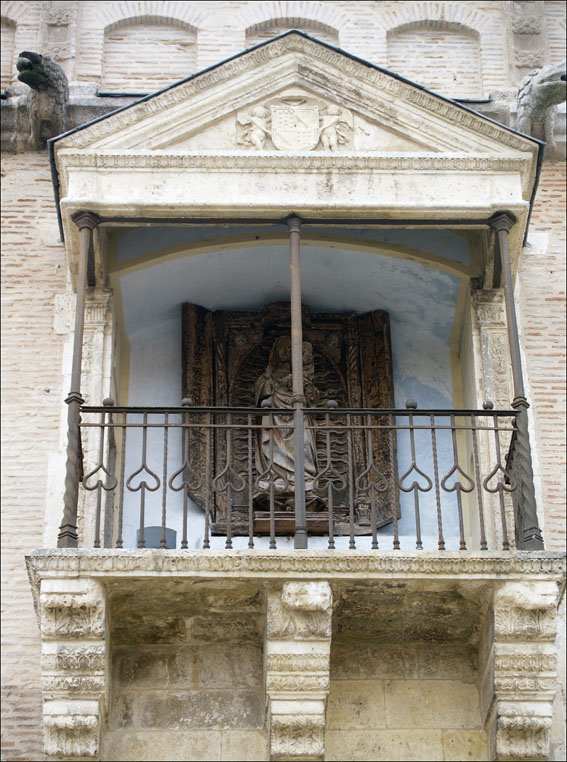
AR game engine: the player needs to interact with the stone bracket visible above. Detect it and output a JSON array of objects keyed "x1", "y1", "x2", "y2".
[
  {"x1": 266, "y1": 581, "x2": 333, "y2": 761},
  {"x1": 490, "y1": 581, "x2": 560, "y2": 761},
  {"x1": 39, "y1": 578, "x2": 107, "y2": 760}
]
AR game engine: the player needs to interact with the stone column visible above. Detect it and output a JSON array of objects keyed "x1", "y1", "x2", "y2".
[
  {"x1": 469, "y1": 288, "x2": 514, "y2": 549},
  {"x1": 490, "y1": 581, "x2": 559, "y2": 761},
  {"x1": 470, "y1": 289, "x2": 513, "y2": 410},
  {"x1": 265, "y1": 582, "x2": 333, "y2": 761},
  {"x1": 39, "y1": 578, "x2": 107, "y2": 760}
]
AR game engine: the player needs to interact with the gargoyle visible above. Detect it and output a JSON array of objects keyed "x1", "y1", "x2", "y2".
[
  {"x1": 17, "y1": 51, "x2": 69, "y2": 148},
  {"x1": 517, "y1": 60, "x2": 566, "y2": 141}
]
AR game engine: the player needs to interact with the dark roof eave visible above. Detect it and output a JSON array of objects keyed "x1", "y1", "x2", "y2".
[{"x1": 48, "y1": 28, "x2": 544, "y2": 243}]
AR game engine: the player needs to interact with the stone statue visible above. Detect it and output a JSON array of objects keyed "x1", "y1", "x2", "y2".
[
  {"x1": 255, "y1": 337, "x2": 319, "y2": 501},
  {"x1": 517, "y1": 60, "x2": 566, "y2": 141},
  {"x1": 16, "y1": 51, "x2": 69, "y2": 148}
]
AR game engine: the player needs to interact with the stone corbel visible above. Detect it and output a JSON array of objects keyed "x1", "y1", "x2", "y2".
[
  {"x1": 266, "y1": 581, "x2": 333, "y2": 761},
  {"x1": 490, "y1": 581, "x2": 559, "y2": 761},
  {"x1": 39, "y1": 578, "x2": 107, "y2": 760}
]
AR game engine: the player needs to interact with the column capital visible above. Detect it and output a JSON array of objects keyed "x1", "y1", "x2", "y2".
[
  {"x1": 286, "y1": 214, "x2": 302, "y2": 233},
  {"x1": 489, "y1": 212, "x2": 516, "y2": 233},
  {"x1": 71, "y1": 211, "x2": 101, "y2": 231}
]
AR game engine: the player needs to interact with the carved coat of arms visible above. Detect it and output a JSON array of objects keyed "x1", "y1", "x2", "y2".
[
  {"x1": 271, "y1": 101, "x2": 320, "y2": 151},
  {"x1": 237, "y1": 97, "x2": 353, "y2": 151}
]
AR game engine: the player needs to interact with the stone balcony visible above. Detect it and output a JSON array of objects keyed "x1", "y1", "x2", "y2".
[{"x1": 26, "y1": 548, "x2": 565, "y2": 761}]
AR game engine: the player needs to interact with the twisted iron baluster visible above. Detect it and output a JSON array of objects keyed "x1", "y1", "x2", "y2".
[
  {"x1": 471, "y1": 414, "x2": 488, "y2": 550},
  {"x1": 347, "y1": 413, "x2": 356, "y2": 550},
  {"x1": 356, "y1": 413, "x2": 388, "y2": 550},
  {"x1": 83, "y1": 400, "x2": 118, "y2": 548},
  {"x1": 169, "y1": 400, "x2": 200, "y2": 550},
  {"x1": 399, "y1": 402, "x2": 432, "y2": 550},
  {"x1": 389, "y1": 412, "x2": 400, "y2": 550},
  {"x1": 483, "y1": 411, "x2": 515, "y2": 550},
  {"x1": 126, "y1": 412, "x2": 161, "y2": 548},
  {"x1": 248, "y1": 413, "x2": 254, "y2": 549},
  {"x1": 115, "y1": 413, "x2": 127, "y2": 548},
  {"x1": 213, "y1": 412, "x2": 245, "y2": 550},
  {"x1": 203, "y1": 412, "x2": 212, "y2": 550},
  {"x1": 441, "y1": 414, "x2": 475, "y2": 550},
  {"x1": 313, "y1": 402, "x2": 346, "y2": 550},
  {"x1": 160, "y1": 413, "x2": 169, "y2": 549},
  {"x1": 429, "y1": 414, "x2": 445, "y2": 551},
  {"x1": 255, "y1": 401, "x2": 289, "y2": 550}
]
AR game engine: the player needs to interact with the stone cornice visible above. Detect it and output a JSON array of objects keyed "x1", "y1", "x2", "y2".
[
  {"x1": 27, "y1": 549, "x2": 566, "y2": 587},
  {"x1": 53, "y1": 36, "x2": 536, "y2": 156},
  {"x1": 57, "y1": 152, "x2": 531, "y2": 173}
]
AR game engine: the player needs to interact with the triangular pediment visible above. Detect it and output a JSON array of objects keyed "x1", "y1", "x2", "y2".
[{"x1": 55, "y1": 31, "x2": 538, "y2": 159}]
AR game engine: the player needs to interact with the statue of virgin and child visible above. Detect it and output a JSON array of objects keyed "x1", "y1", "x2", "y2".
[{"x1": 254, "y1": 336, "x2": 319, "y2": 505}]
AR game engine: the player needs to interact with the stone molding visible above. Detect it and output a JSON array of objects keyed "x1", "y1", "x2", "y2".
[
  {"x1": 56, "y1": 151, "x2": 532, "y2": 173},
  {"x1": 26, "y1": 550, "x2": 566, "y2": 592}
]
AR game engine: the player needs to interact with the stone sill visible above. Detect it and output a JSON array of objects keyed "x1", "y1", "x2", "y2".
[{"x1": 26, "y1": 548, "x2": 566, "y2": 610}]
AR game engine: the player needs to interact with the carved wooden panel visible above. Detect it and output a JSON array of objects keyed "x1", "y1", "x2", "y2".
[{"x1": 182, "y1": 302, "x2": 399, "y2": 534}]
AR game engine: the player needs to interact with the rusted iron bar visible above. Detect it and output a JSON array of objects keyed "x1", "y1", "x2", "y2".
[
  {"x1": 490, "y1": 213, "x2": 543, "y2": 550},
  {"x1": 58, "y1": 211, "x2": 100, "y2": 547},
  {"x1": 288, "y1": 215, "x2": 307, "y2": 549}
]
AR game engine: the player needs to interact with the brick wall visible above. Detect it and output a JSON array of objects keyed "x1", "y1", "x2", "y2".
[
  {"x1": 101, "y1": 20, "x2": 197, "y2": 92},
  {"x1": 519, "y1": 160, "x2": 567, "y2": 551},
  {"x1": 1, "y1": 152, "x2": 68, "y2": 761},
  {"x1": 386, "y1": 24, "x2": 483, "y2": 98},
  {"x1": 3, "y1": 1, "x2": 515, "y2": 94}
]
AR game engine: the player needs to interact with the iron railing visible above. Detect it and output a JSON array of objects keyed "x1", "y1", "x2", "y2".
[{"x1": 76, "y1": 401, "x2": 529, "y2": 551}]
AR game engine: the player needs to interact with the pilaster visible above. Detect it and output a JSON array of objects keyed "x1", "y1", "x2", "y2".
[
  {"x1": 490, "y1": 581, "x2": 559, "y2": 761},
  {"x1": 265, "y1": 581, "x2": 333, "y2": 761},
  {"x1": 39, "y1": 578, "x2": 107, "y2": 760}
]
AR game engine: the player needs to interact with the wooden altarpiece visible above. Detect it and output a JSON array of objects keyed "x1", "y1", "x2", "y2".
[{"x1": 182, "y1": 302, "x2": 399, "y2": 535}]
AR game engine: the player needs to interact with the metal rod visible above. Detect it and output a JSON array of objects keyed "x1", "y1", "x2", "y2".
[
  {"x1": 58, "y1": 211, "x2": 100, "y2": 547},
  {"x1": 247, "y1": 414, "x2": 254, "y2": 549},
  {"x1": 490, "y1": 213, "x2": 543, "y2": 549},
  {"x1": 471, "y1": 417, "x2": 488, "y2": 551},
  {"x1": 225, "y1": 413, "x2": 233, "y2": 549},
  {"x1": 288, "y1": 215, "x2": 307, "y2": 549},
  {"x1": 161, "y1": 413, "x2": 169, "y2": 549},
  {"x1": 347, "y1": 414, "x2": 356, "y2": 550},
  {"x1": 430, "y1": 415, "x2": 444, "y2": 551}
]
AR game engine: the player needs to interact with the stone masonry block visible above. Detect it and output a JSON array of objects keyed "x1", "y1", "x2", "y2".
[
  {"x1": 326, "y1": 680, "x2": 386, "y2": 730},
  {"x1": 139, "y1": 690, "x2": 264, "y2": 730},
  {"x1": 441, "y1": 730, "x2": 488, "y2": 761},
  {"x1": 103, "y1": 730, "x2": 222, "y2": 761},
  {"x1": 198, "y1": 644, "x2": 263, "y2": 689},
  {"x1": 325, "y1": 729, "x2": 444, "y2": 762},
  {"x1": 385, "y1": 680, "x2": 481, "y2": 729},
  {"x1": 220, "y1": 730, "x2": 270, "y2": 761},
  {"x1": 112, "y1": 645, "x2": 197, "y2": 690}
]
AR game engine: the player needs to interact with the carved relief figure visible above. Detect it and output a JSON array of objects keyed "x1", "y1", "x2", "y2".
[
  {"x1": 255, "y1": 337, "x2": 319, "y2": 501},
  {"x1": 319, "y1": 104, "x2": 353, "y2": 150},
  {"x1": 237, "y1": 105, "x2": 271, "y2": 150},
  {"x1": 237, "y1": 98, "x2": 353, "y2": 151}
]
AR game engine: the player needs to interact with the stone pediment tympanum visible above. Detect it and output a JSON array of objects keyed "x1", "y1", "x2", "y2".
[{"x1": 52, "y1": 30, "x2": 540, "y2": 265}]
